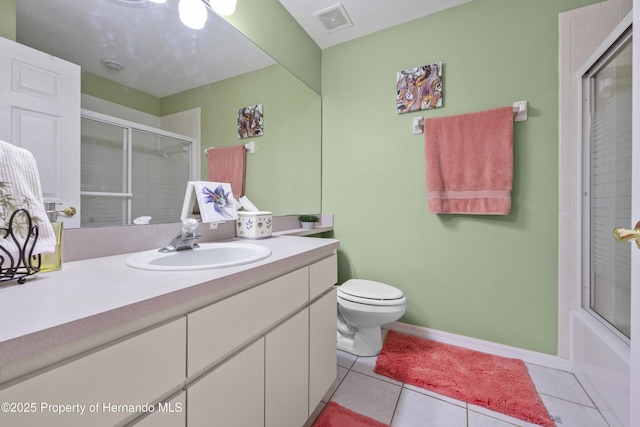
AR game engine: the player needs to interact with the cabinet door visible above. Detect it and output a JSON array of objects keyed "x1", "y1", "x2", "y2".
[
  {"x1": 0, "y1": 318, "x2": 186, "y2": 427},
  {"x1": 265, "y1": 309, "x2": 309, "y2": 427},
  {"x1": 309, "y1": 288, "x2": 338, "y2": 413},
  {"x1": 187, "y1": 338, "x2": 264, "y2": 427},
  {"x1": 132, "y1": 392, "x2": 185, "y2": 427},
  {"x1": 0, "y1": 37, "x2": 81, "y2": 228}
]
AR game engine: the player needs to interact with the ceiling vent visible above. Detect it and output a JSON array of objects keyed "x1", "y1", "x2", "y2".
[{"x1": 314, "y1": 4, "x2": 353, "y2": 33}]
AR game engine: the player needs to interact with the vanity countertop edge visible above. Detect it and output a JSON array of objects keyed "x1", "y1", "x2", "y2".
[{"x1": 0, "y1": 235, "x2": 339, "y2": 379}]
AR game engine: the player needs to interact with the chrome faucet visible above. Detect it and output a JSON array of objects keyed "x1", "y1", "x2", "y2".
[{"x1": 160, "y1": 218, "x2": 202, "y2": 252}]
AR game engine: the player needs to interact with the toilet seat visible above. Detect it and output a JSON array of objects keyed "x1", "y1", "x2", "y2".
[{"x1": 338, "y1": 279, "x2": 406, "y2": 306}]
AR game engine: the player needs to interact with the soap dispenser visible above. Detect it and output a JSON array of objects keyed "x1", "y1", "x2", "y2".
[{"x1": 40, "y1": 202, "x2": 63, "y2": 272}]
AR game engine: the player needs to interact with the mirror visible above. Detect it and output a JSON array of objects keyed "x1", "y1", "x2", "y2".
[{"x1": 15, "y1": 0, "x2": 321, "y2": 226}]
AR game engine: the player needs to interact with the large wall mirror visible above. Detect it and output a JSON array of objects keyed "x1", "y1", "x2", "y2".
[{"x1": 15, "y1": 0, "x2": 321, "y2": 227}]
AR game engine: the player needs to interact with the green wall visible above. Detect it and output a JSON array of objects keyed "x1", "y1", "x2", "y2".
[
  {"x1": 162, "y1": 65, "x2": 321, "y2": 215},
  {"x1": 224, "y1": 0, "x2": 322, "y2": 94},
  {"x1": 82, "y1": 72, "x2": 161, "y2": 116},
  {"x1": 321, "y1": 0, "x2": 598, "y2": 354},
  {"x1": 0, "y1": 0, "x2": 15, "y2": 40}
]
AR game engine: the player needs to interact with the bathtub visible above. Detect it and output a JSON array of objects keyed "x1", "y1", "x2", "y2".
[{"x1": 571, "y1": 310, "x2": 629, "y2": 427}]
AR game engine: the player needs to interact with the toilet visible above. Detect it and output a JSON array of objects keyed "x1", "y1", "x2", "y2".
[{"x1": 336, "y1": 279, "x2": 407, "y2": 356}]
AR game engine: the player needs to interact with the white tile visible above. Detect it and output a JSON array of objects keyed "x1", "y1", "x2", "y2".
[
  {"x1": 331, "y1": 370, "x2": 401, "y2": 424},
  {"x1": 337, "y1": 349, "x2": 357, "y2": 369},
  {"x1": 541, "y1": 395, "x2": 609, "y2": 427},
  {"x1": 468, "y1": 410, "x2": 522, "y2": 427},
  {"x1": 526, "y1": 364, "x2": 594, "y2": 407},
  {"x1": 391, "y1": 388, "x2": 467, "y2": 427},
  {"x1": 351, "y1": 355, "x2": 403, "y2": 386},
  {"x1": 322, "y1": 365, "x2": 348, "y2": 402},
  {"x1": 331, "y1": 337, "x2": 611, "y2": 427},
  {"x1": 468, "y1": 403, "x2": 548, "y2": 427},
  {"x1": 402, "y1": 383, "x2": 466, "y2": 408}
]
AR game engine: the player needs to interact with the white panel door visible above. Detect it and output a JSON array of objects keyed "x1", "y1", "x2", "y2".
[{"x1": 0, "y1": 36, "x2": 81, "y2": 228}]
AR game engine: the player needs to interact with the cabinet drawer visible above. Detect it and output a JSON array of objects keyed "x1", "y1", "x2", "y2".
[
  {"x1": 188, "y1": 267, "x2": 308, "y2": 376},
  {"x1": 309, "y1": 254, "x2": 337, "y2": 300},
  {"x1": 0, "y1": 318, "x2": 186, "y2": 427}
]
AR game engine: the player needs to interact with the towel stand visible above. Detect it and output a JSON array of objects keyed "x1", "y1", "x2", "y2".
[
  {"x1": 204, "y1": 141, "x2": 255, "y2": 155},
  {"x1": 0, "y1": 209, "x2": 41, "y2": 284},
  {"x1": 412, "y1": 100, "x2": 528, "y2": 135}
]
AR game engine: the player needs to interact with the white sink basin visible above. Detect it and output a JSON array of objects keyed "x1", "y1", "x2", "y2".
[{"x1": 125, "y1": 242, "x2": 272, "y2": 271}]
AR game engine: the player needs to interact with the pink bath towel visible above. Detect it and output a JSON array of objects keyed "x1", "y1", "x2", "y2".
[
  {"x1": 424, "y1": 106, "x2": 513, "y2": 215},
  {"x1": 207, "y1": 145, "x2": 246, "y2": 198}
]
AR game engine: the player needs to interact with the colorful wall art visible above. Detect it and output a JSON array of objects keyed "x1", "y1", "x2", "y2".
[
  {"x1": 237, "y1": 104, "x2": 264, "y2": 139},
  {"x1": 396, "y1": 63, "x2": 443, "y2": 114}
]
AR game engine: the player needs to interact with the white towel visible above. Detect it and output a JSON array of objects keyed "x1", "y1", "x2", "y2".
[{"x1": 0, "y1": 140, "x2": 56, "y2": 264}]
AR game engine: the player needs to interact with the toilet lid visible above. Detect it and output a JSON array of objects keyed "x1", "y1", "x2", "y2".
[{"x1": 338, "y1": 279, "x2": 405, "y2": 302}]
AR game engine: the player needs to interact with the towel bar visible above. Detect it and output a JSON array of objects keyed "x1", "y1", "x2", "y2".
[
  {"x1": 412, "y1": 100, "x2": 528, "y2": 134},
  {"x1": 204, "y1": 141, "x2": 255, "y2": 155},
  {"x1": 512, "y1": 101, "x2": 528, "y2": 122}
]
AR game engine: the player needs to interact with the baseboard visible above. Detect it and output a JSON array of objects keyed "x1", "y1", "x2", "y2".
[{"x1": 385, "y1": 321, "x2": 572, "y2": 372}]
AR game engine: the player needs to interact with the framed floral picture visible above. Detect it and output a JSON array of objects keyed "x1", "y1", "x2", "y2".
[
  {"x1": 181, "y1": 181, "x2": 238, "y2": 223},
  {"x1": 237, "y1": 104, "x2": 263, "y2": 139},
  {"x1": 396, "y1": 62, "x2": 443, "y2": 114}
]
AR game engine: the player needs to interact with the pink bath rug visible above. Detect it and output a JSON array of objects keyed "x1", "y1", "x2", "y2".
[
  {"x1": 312, "y1": 401, "x2": 391, "y2": 427},
  {"x1": 374, "y1": 330, "x2": 554, "y2": 427}
]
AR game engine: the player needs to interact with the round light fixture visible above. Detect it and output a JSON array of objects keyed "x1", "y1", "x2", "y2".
[
  {"x1": 179, "y1": 0, "x2": 208, "y2": 30},
  {"x1": 208, "y1": 0, "x2": 237, "y2": 16}
]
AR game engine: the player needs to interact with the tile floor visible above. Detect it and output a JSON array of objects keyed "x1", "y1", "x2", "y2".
[{"x1": 307, "y1": 335, "x2": 611, "y2": 427}]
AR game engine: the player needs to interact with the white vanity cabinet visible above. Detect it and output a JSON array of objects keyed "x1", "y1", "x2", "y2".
[
  {"x1": 264, "y1": 255, "x2": 338, "y2": 427},
  {"x1": 0, "y1": 239, "x2": 339, "y2": 427},
  {"x1": 186, "y1": 254, "x2": 338, "y2": 427},
  {"x1": 0, "y1": 318, "x2": 186, "y2": 427}
]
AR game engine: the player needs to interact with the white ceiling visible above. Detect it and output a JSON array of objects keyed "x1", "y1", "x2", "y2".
[
  {"x1": 278, "y1": 0, "x2": 472, "y2": 49},
  {"x1": 16, "y1": 0, "x2": 276, "y2": 98},
  {"x1": 15, "y1": 0, "x2": 471, "y2": 98}
]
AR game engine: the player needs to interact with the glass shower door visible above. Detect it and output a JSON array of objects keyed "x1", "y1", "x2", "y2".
[
  {"x1": 583, "y1": 28, "x2": 632, "y2": 340},
  {"x1": 80, "y1": 112, "x2": 194, "y2": 227},
  {"x1": 130, "y1": 129, "x2": 191, "y2": 224},
  {"x1": 80, "y1": 117, "x2": 131, "y2": 227}
]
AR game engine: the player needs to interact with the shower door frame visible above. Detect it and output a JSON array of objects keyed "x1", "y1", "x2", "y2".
[
  {"x1": 580, "y1": 20, "x2": 632, "y2": 347},
  {"x1": 630, "y1": 3, "x2": 639, "y2": 425},
  {"x1": 572, "y1": 9, "x2": 637, "y2": 427}
]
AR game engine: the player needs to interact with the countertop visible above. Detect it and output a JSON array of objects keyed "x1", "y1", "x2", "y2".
[{"x1": 0, "y1": 235, "x2": 339, "y2": 373}]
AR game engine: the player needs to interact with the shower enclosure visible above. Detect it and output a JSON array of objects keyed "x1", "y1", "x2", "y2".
[
  {"x1": 572, "y1": 11, "x2": 637, "y2": 427},
  {"x1": 583, "y1": 20, "x2": 632, "y2": 345},
  {"x1": 80, "y1": 111, "x2": 195, "y2": 227}
]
